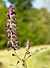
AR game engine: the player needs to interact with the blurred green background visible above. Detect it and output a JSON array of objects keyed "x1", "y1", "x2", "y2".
[
  {"x1": 0, "y1": 0, "x2": 50, "y2": 68},
  {"x1": 0, "y1": 0, "x2": 50, "y2": 49}
]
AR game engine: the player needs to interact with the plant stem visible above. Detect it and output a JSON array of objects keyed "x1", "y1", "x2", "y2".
[
  {"x1": 25, "y1": 47, "x2": 47, "y2": 61},
  {"x1": 10, "y1": 22, "x2": 13, "y2": 45},
  {"x1": 24, "y1": 61, "x2": 27, "y2": 68},
  {"x1": 14, "y1": 50, "x2": 22, "y2": 61},
  {"x1": 24, "y1": 51, "x2": 27, "y2": 59}
]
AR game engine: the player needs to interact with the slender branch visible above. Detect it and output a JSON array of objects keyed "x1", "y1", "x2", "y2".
[
  {"x1": 23, "y1": 61, "x2": 27, "y2": 68},
  {"x1": 14, "y1": 50, "x2": 22, "y2": 61},
  {"x1": 24, "y1": 51, "x2": 27, "y2": 60},
  {"x1": 25, "y1": 47, "x2": 47, "y2": 61}
]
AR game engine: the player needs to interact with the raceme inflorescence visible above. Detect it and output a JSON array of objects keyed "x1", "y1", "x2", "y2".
[{"x1": 5, "y1": 6, "x2": 19, "y2": 51}]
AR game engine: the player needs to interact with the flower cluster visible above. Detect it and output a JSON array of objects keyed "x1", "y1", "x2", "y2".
[
  {"x1": 5, "y1": 6, "x2": 19, "y2": 50},
  {"x1": 26, "y1": 40, "x2": 30, "y2": 53},
  {"x1": 26, "y1": 40, "x2": 30, "y2": 49}
]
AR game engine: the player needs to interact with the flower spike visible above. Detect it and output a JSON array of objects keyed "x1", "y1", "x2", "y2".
[{"x1": 5, "y1": 5, "x2": 19, "y2": 50}]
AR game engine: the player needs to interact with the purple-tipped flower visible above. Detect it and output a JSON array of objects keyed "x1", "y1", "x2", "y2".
[
  {"x1": 12, "y1": 23, "x2": 16, "y2": 26},
  {"x1": 5, "y1": 5, "x2": 19, "y2": 50},
  {"x1": 12, "y1": 38, "x2": 16, "y2": 42},
  {"x1": 7, "y1": 40, "x2": 10, "y2": 45},
  {"x1": 26, "y1": 40, "x2": 30, "y2": 49},
  {"x1": 13, "y1": 34, "x2": 17, "y2": 38},
  {"x1": 8, "y1": 33, "x2": 11, "y2": 38},
  {"x1": 7, "y1": 47, "x2": 12, "y2": 51}
]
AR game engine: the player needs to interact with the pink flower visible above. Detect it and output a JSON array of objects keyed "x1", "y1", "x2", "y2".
[
  {"x1": 12, "y1": 23, "x2": 16, "y2": 26},
  {"x1": 12, "y1": 38, "x2": 16, "y2": 42},
  {"x1": 26, "y1": 40, "x2": 30, "y2": 49},
  {"x1": 8, "y1": 33, "x2": 11, "y2": 38}
]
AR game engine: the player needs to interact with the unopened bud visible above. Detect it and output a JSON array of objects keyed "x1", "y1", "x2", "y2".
[{"x1": 26, "y1": 40, "x2": 30, "y2": 50}]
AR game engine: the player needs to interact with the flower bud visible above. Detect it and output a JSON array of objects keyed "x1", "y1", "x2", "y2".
[
  {"x1": 26, "y1": 40, "x2": 30, "y2": 50},
  {"x1": 8, "y1": 33, "x2": 11, "y2": 38}
]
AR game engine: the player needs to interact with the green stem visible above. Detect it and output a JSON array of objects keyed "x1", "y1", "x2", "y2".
[
  {"x1": 10, "y1": 22, "x2": 13, "y2": 45},
  {"x1": 24, "y1": 51, "x2": 27, "y2": 60},
  {"x1": 14, "y1": 50, "x2": 22, "y2": 61},
  {"x1": 25, "y1": 47, "x2": 47, "y2": 61},
  {"x1": 23, "y1": 61, "x2": 27, "y2": 68}
]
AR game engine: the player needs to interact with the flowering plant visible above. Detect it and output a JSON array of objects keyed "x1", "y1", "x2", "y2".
[{"x1": 5, "y1": 6, "x2": 47, "y2": 68}]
